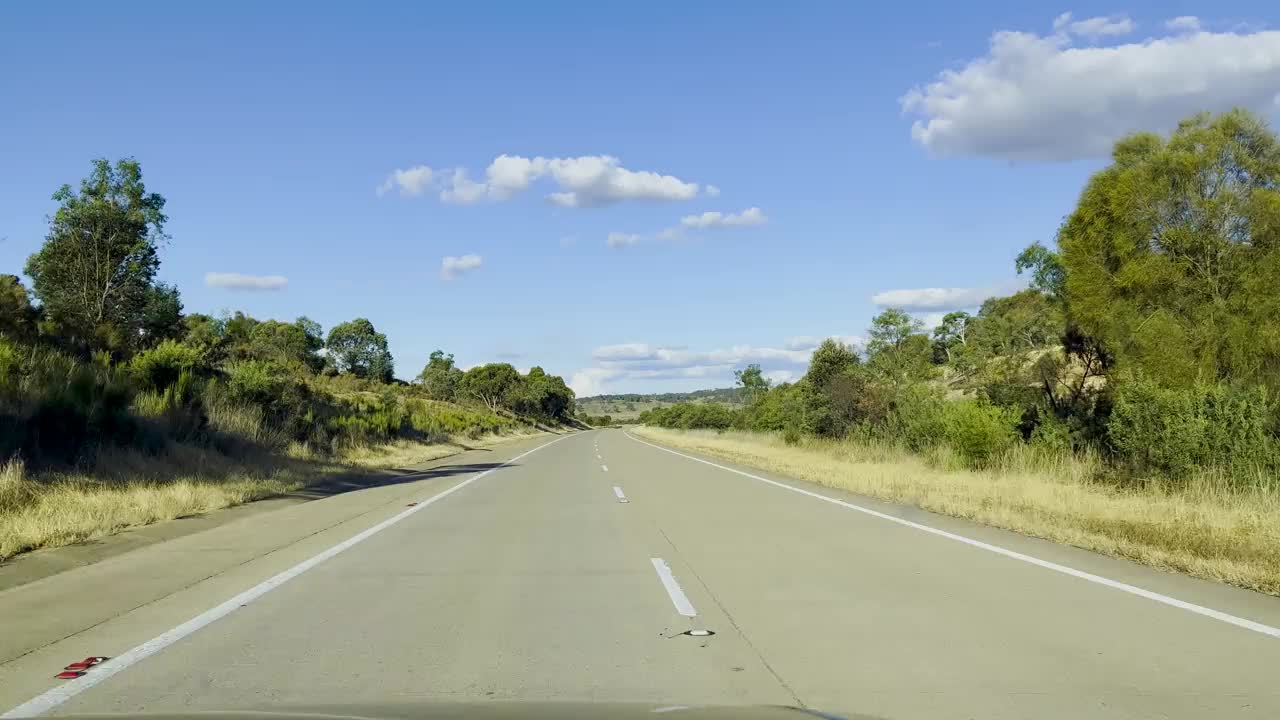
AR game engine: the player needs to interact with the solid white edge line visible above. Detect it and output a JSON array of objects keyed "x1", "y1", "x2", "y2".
[
  {"x1": 625, "y1": 432, "x2": 1280, "y2": 641},
  {"x1": 650, "y1": 558, "x2": 697, "y2": 617},
  {"x1": 601, "y1": 464, "x2": 608, "y2": 472},
  {"x1": 1, "y1": 434, "x2": 576, "y2": 719},
  {"x1": 613, "y1": 486, "x2": 628, "y2": 502}
]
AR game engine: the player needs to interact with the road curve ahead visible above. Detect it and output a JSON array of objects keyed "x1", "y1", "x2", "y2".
[{"x1": 3, "y1": 429, "x2": 1280, "y2": 720}]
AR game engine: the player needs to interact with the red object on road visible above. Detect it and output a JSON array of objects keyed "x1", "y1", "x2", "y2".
[
  {"x1": 54, "y1": 671, "x2": 85, "y2": 679},
  {"x1": 62, "y1": 656, "x2": 109, "y2": 672}
]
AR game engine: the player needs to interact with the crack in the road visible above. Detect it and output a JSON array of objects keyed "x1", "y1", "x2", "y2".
[{"x1": 654, "y1": 526, "x2": 807, "y2": 709}]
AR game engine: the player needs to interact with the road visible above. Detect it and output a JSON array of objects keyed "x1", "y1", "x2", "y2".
[{"x1": 2, "y1": 429, "x2": 1280, "y2": 719}]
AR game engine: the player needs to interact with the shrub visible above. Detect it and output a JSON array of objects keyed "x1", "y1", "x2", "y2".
[
  {"x1": 940, "y1": 400, "x2": 1018, "y2": 468},
  {"x1": 129, "y1": 340, "x2": 202, "y2": 391},
  {"x1": 884, "y1": 384, "x2": 946, "y2": 452},
  {"x1": 782, "y1": 425, "x2": 802, "y2": 446},
  {"x1": 1109, "y1": 378, "x2": 1275, "y2": 478}
]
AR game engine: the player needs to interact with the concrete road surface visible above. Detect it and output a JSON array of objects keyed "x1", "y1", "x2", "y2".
[{"x1": 3, "y1": 429, "x2": 1280, "y2": 720}]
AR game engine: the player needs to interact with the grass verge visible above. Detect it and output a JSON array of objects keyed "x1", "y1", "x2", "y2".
[
  {"x1": 0, "y1": 430, "x2": 544, "y2": 562},
  {"x1": 632, "y1": 426, "x2": 1280, "y2": 596}
]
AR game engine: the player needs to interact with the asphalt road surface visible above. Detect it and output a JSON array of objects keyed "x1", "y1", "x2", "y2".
[{"x1": 2, "y1": 429, "x2": 1280, "y2": 720}]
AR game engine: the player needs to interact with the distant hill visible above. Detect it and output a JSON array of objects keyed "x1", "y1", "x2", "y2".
[{"x1": 576, "y1": 387, "x2": 743, "y2": 420}]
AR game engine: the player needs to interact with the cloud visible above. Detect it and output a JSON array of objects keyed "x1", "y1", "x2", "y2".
[
  {"x1": 571, "y1": 335, "x2": 859, "y2": 395},
  {"x1": 440, "y1": 169, "x2": 488, "y2": 204},
  {"x1": 383, "y1": 154, "x2": 702, "y2": 207},
  {"x1": 606, "y1": 232, "x2": 641, "y2": 248},
  {"x1": 679, "y1": 207, "x2": 769, "y2": 229},
  {"x1": 870, "y1": 286, "x2": 999, "y2": 311},
  {"x1": 1053, "y1": 12, "x2": 1135, "y2": 39},
  {"x1": 764, "y1": 369, "x2": 800, "y2": 385},
  {"x1": 705, "y1": 185, "x2": 721, "y2": 197},
  {"x1": 441, "y1": 254, "x2": 483, "y2": 279},
  {"x1": 901, "y1": 18, "x2": 1280, "y2": 160},
  {"x1": 376, "y1": 166, "x2": 433, "y2": 197},
  {"x1": 1166, "y1": 16, "x2": 1201, "y2": 33},
  {"x1": 204, "y1": 272, "x2": 288, "y2": 291}
]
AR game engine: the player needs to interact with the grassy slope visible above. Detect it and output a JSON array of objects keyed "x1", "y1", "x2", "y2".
[
  {"x1": 633, "y1": 426, "x2": 1280, "y2": 596},
  {"x1": 0, "y1": 429, "x2": 544, "y2": 562}
]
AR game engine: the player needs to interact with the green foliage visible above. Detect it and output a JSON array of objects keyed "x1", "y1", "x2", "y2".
[
  {"x1": 0, "y1": 275, "x2": 39, "y2": 342},
  {"x1": 419, "y1": 350, "x2": 463, "y2": 401},
  {"x1": 24, "y1": 158, "x2": 170, "y2": 353},
  {"x1": 1058, "y1": 109, "x2": 1280, "y2": 391},
  {"x1": 1015, "y1": 242, "x2": 1066, "y2": 299},
  {"x1": 734, "y1": 363, "x2": 771, "y2": 403},
  {"x1": 326, "y1": 318, "x2": 394, "y2": 382},
  {"x1": 866, "y1": 308, "x2": 934, "y2": 390},
  {"x1": 462, "y1": 363, "x2": 521, "y2": 411},
  {"x1": 940, "y1": 400, "x2": 1019, "y2": 468},
  {"x1": 129, "y1": 340, "x2": 202, "y2": 391},
  {"x1": 1109, "y1": 378, "x2": 1275, "y2": 479}
]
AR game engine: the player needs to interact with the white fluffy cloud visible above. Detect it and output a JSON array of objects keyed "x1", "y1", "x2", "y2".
[
  {"x1": 381, "y1": 154, "x2": 702, "y2": 207},
  {"x1": 204, "y1": 272, "x2": 288, "y2": 291},
  {"x1": 901, "y1": 17, "x2": 1280, "y2": 160},
  {"x1": 441, "y1": 254, "x2": 483, "y2": 279},
  {"x1": 570, "y1": 336, "x2": 860, "y2": 395},
  {"x1": 606, "y1": 232, "x2": 641, "y2": 248},
  {"x1": 376, "y1": 166, "x2": 434, "y2": 197},
  {"x1": 1165, "y1": 16, "x2": 1201, "y2": 32},
  {"x1": 870, "y1": 286, "x2": 999, "y2": 311},
  {"x1": 680, "y1": 207, "x2": 768, "y2": 228}
]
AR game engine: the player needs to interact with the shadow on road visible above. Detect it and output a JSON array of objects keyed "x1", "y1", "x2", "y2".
[{"x1": 281, "y1": 462, "x2": 519, "y2": 500}]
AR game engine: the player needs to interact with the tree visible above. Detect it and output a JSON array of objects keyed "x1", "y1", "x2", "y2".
[
  {"x1": 418, "y1": 350, "x2": 463, "y2": 401},
  {"x1": 25, "y1": 158, "x2": 169, "y2": 353},
  {"x1": 968, "y1": 290, "x2": 1063, "y2": 357},
  {"x1": 804, "y1": 339, "x2": 860, "y2": 389},
  {"x1": 1015, "y1": 242, "x2": 1066, "y2": 300},
  {"x1": 0, "y1": 274, "x2": 38, "y2": 342},
  {"x1": 1057, "y1": 109, "x2": 1280, "y2": 389},
  {"x1": 462, "y1": 363, "x2": 521, "y2": 412},
  {"x1": 139, "y1": 282, "x2": 184, "y2": 345},
  {"x1": 734, "y1": 363, "x2": 772, "y2": 403},
  {"x1": 248, "y1": 320, "x2": 322, "y2": 370},
  {"x1": 931, "y1": 311, "x2": 972, "y2": 365},
  {"x1": 326, "y1": 318, "x2": 394, "y2": 382},
  {"x1": 865, "y1": 308, "x2": 934, "y2": 389}
]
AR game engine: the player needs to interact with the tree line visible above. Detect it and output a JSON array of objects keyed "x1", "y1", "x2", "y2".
[
  {"x1": 643, "y1": 110, "x2": 1280, "y2": 483},
  {"x1": 1, "y1": 158, "x2": 575, "y2": 469}
]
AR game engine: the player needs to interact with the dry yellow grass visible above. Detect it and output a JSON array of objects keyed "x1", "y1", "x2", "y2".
[
  {"x1": 0, "y1": 430, "x2": 546, "y2": 562},
  {"x1": 633, "y1": 427, "x2": 1280, "y2": 595}
]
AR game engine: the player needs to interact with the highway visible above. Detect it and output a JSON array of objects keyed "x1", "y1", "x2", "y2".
[{"x1": 2, "y1": 429, "x2": 1280, "y2": 719}]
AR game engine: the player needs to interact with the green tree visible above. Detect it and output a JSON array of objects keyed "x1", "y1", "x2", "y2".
[
  {"x1": 0, "y1": 274, "x2": 39, "y2": 342},
  {"x1": 139, "y1": 282, "x2": 184, "y2": 345},
  {"x1": 326, "y1": 318, "x2": 394, "y2": 382},
  {"x1": 734, "y1": 363, "x2": 772, "y2": 404},
  {"x1": 865, "y1": 308, "x2": 933, "y2": 389},
  {"x1": 25, "y1": 158, "x2": 169, "y2": 352},
  {"x1": 968, "y1": 290, "x2": 1063, "y2": 357},
  {"x1": 931, "y1": 311, "x2": 972, "y2": 365},
  {"x1": 419, "y1": 350, "x2": 464, "y2": 401},
  {"x1": 1057, "y1": 109, "x2": 1280, "y2": 389},
  {"x1": 1015, "y1": 242, "x2": 1066, "y2": 299},
  {"x1": 462, "y1": 363, "x2": 521, "y2": 412}
]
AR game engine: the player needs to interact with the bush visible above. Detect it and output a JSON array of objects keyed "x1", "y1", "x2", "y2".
[
  {"x1": 940, "y1": 400, "x2": 1018, "y2": 468},
  {"x1": 129, "y1": 340, "x2": 202, "y2": 391},
  {"x1": 884, "y1": 384, "x2": 947, "y2": 452},
  {"x1": 1109, "y1": 378, "x2": 1275, "y2": 478},
  {"x1": 782, "y1": 425, "x2": 802, "y2": 446}
]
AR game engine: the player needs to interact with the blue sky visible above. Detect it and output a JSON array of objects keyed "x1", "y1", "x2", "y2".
[{"x1": 2, "y1": 2, "x2": 1277, "y2": 395}]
